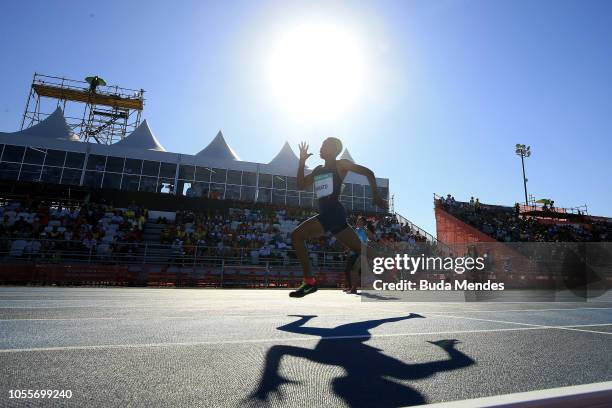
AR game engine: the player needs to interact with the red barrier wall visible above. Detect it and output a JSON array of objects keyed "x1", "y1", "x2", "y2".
[
  {"x1": 0, "y1": 263, "x2": 345, "y2": 288},
  {"x1": 435, "y1": 203, "x2": 496, "y2": 250},
  {"x1": 434, "y1": 204, "x2": 537, "y2": 283},
  {"x1": 0, "y1": 264, "x2": 133, "y2": 285}
]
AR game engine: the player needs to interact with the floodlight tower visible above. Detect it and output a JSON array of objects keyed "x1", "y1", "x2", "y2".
[{"x1": 515, "y1": 144, "x2": 531, "y2": 206}]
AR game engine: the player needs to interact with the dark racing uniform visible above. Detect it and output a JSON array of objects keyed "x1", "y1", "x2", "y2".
[{"x1": 311, "y1": 163, "x2": 348, "y2": 234}]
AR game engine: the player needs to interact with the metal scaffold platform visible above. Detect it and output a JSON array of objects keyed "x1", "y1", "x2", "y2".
[{"x1": 21, "y1": 73, "x2": 145, "y2": 145}]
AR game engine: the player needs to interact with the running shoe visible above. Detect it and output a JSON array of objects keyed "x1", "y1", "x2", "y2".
[{"x1": 289, "y1": 282, "x2": 318, "y2": 297}]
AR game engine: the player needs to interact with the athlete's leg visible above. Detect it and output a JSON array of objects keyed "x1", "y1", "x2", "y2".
[
  {"x1": 343, "y1": 252, "x2": 356, "y2": 290},
  {"x1": 333, "y1": 226, "x2": 363, "y2": 253},
  {"x1": 291, "y1": 215, "x2": 325, "y2": 280},
  {"x1": 334, "y1": 226, "x2": 386, "y2": 291},
  {"x1": 333, "y1": 227, "x2": 363, "y2": 291},
  {"x1": 349, "y1": 257, "x2": 361, "y2": 292},
  {"x1": 335, "y1": 225, "x2": 385, "y2": 259}
]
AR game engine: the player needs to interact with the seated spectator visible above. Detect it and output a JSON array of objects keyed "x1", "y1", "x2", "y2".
[
  {"x1": 439, "y1": 195, "x2": 612, "y2": 242},
  {"x1": 10, "y1": 239, "x2": 28, "y2": 257}
]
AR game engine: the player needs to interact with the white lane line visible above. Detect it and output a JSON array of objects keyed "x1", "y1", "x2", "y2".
[
  {"x1": 0, "y1": 312, "x2": 402, "y2": 322},
  {"x1": 2, "y1": 323, "x2": 612, "y2": 353},
  {"x1": 2, "y1": 312, "x2": 612, "y2": 324},
  {"x1": 2, "y1": 307, "x2": 612, "y2": 321},
  {"x1": 0, "y1": 296, "x2": 151, "y2": 303},
  {"x1": 1, "y1": 307, "x2": 612, "y2": 321},
  {"x1": 0, "y1": 306, "x2": 164, "y2": 309},
  {"x1": 0, "y1": 326, "x2": 549, "y2": 353},
  {"x1": 1, "y1": 305, "x2": 612, "y2": 313},
  {"x1": 0, "y1": 310, "x2": 454, "y2": 321},
  {"x1": 415, "y1": 380, "x2": 612, "y2": 408},
  {"x1": 416, "y1": 307, "x2": 612, "y2": 314},
  {"x1": 0, "y1": 317, "x2": 204, "y2": 321},
  {"x1": 429, "y1": 313, "x2": 612, "y2": 335}
]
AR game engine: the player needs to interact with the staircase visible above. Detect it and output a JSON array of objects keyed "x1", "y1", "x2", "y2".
[
  {"x1": 140, "y1": 221, "x2": 172, "y2": 262},
  {"x1": 143, "y1": 221, "x2": 166, "y2": 243}
]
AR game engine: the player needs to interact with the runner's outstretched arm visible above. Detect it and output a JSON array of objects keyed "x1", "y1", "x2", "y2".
[
  {"x1": 338, "y1": 160, "x2": 388, "y2": 210},
  {"x1": 296, "y1": 142, "x2": 321, "y2": 190}
]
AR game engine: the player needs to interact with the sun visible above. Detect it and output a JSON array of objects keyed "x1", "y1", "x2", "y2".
[{"x1": 267, "y1": 23, "x2": 366, "y2": 121}]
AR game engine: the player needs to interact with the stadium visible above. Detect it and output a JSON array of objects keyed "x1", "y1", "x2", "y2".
[
  {"x1": 0, "y1": 74, "x2": 405, "y2": 287},
  {"x1": 1, "y1": 2, "x2": 612, "y2": 407}
]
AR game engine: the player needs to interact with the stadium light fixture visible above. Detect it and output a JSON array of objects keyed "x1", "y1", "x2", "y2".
[{"x1": 515, "y1": 144, "x2": 531, "y2": 205}]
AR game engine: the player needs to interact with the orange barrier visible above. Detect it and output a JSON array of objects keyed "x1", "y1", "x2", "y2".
[
  {"x1": 0, "y1": 264, "x2": 35, "y2": 284},
  {"x1": 267, "y1": 271, "x2": 301, "y2": 288},
  {"x1": 0, "y1": 263, "x2": 346, "y2": 288},
  {"x1": 0, "y1": 263, "x2": 134, "y2": 285},
  {"x1": 434, "y1": 203, "x2": 497, "y2": 251}
]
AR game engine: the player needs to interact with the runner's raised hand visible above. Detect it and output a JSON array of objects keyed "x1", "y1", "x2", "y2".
[{"x1": 298, "y1": 142, "x2": 313, "y2": 162}]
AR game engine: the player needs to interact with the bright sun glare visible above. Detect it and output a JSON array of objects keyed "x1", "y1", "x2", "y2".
[{"x1": 267, "y1": 23, "x2": 365, "y2": 121}]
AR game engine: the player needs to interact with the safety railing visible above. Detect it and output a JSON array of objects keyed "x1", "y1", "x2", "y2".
[
  {"x1": 394, "y1": 203, "x2": 452, "y2": 256},
  {"x1": 392, "y1": 211, "x2": 437, "y2": 244},
  {"x1": 435, "y1": 193, "x2": 590, "y2": 218},
  {"x1": 33, "y1": 73, "x2": 143, "y2": 98},
  {"x1": 519, "y1": 202, "x2": 589, "y2": 217},
  {"x1": 0, "y1": 238, "x2": 348, "y2": 270}
]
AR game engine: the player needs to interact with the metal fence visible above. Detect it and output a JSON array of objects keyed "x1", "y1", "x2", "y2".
[{"x1": 0, "y1": 237, "x2": 349, "y2": 270}]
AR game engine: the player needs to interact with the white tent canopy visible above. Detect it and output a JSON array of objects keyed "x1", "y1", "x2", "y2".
[
  {"x1": 15, "y1": 107, "x2": 78, "y2": 141},
  {"x1": 339, "y1": 148, "x2": 354, "y2": 162},
  {"x1": 0, "y1": 115, "x2": 388, "y2": 187},
  {"x1": 196, "y1": 130, "x2": 240, "y2": 161},
  {"x1": 113, "y1": 119, "x2": 166, "y2": 152},
  {"x1": 267, "y1": 141, "x2": 302, "y2": 173}
]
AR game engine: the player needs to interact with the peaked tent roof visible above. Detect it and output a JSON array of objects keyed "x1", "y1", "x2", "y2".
[
  {"x1": 196, "y1": 130, "x2": 240, "y2": 160},
  {"x1": 16, "y1": 107, "x2": 78, "y2": 141},
  {"x1": 268, "y1": 142, "x2": 300, "y2": 168},
  {"x1": 339, "y1": 148, "x2": 354, "y2": 162},
  {"x1": 113, "y1": 120, "x2": 166, "y2": 151}
]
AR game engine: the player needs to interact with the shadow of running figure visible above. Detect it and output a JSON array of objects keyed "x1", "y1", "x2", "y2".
[{"x1": 250, "y1": 313, "x2": 475, "y2": 407}]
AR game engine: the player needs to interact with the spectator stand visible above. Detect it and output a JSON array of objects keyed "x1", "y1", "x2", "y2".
[{"x1": 0, "y1": 194, "x2": 440, "y2": 287}]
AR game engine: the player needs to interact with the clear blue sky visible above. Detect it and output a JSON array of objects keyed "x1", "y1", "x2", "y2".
[{"x1": 1, "y1": 0, "x2": 611, "y2": 235}]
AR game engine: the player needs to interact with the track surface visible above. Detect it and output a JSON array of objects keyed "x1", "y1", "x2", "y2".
[{"x1": 1, "y1": 287, "x2": 612, "y2": 407}]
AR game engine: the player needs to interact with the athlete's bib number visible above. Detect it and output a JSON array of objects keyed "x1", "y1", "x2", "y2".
[{"x1": 314, "y1": 173, "x2": 334, "y2": 198}]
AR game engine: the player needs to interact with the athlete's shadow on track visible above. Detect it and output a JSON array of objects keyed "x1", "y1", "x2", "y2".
[
  {"x1": 359, "y1": 292, "x2": 400, "y2": 301},
  {"x1": 249, "y1": 313, "x2": 475, "y2": 407}
]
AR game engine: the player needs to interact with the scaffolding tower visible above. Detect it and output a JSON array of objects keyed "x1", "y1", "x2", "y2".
[{"x1": 21, "y1": 73, "x2": 145, "y2": 145}]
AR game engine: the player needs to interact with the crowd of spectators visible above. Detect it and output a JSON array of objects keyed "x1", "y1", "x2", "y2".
[
  {"x1": 0, "y1": 199, "x2": 147, "y2": 259},
  {"x1": 439, "y1": 195, "x2": 612, "y2": 242},
  {"x1": 0, "y1": 195, "x2": 434, "y2": 266},
  {"x1": 158, "y1": 203, "x2": 430, "y2": 267}
]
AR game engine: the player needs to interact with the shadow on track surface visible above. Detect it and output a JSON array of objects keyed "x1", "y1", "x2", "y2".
[
  {"x1": 249, "y1": 313, "x2": 475, "y2": 407},
  {"x1": 358, "y1": 292, "x2": 400, "y2": 301}
]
